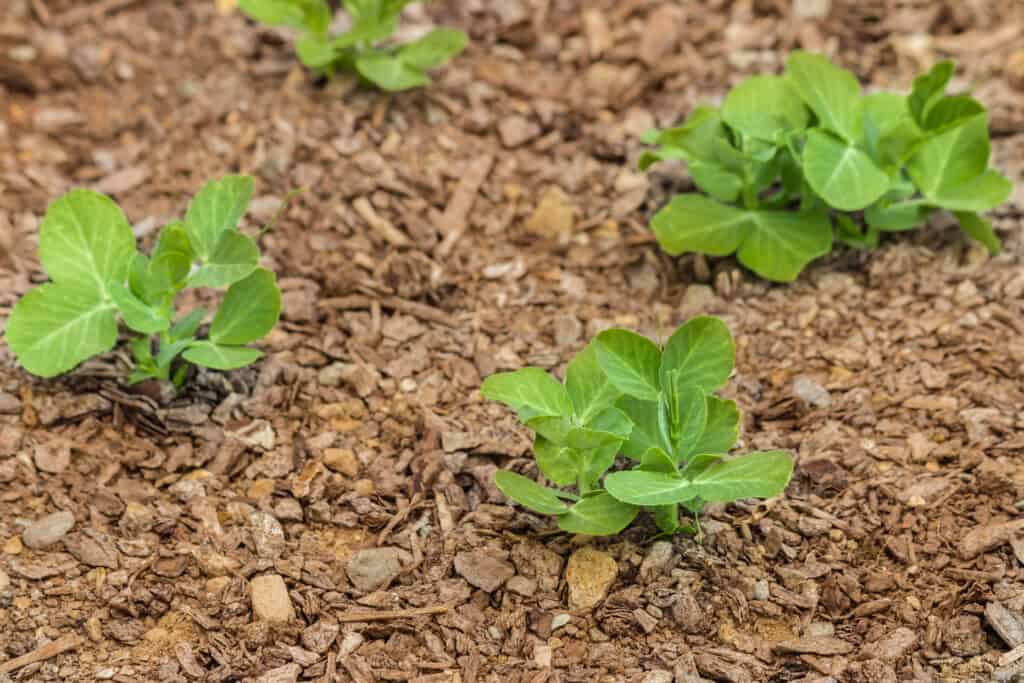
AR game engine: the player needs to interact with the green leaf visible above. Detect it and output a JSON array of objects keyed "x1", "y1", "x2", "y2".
[
  {"x1": 150, "y1": 222, "x2": 194, "y2": 290},
  {"x1": 482, "y1": 368, "x2": 572, "y2": 421},
  {"x1": 692, "y1": 396, "x2": 740, "y2": 455},
  {"x1": 170, "y1": 308, "x2": 206, "y2": 340},
  {"x1": 863, "y1": 92, "x2": 912, "y2": 138},
  {"x1": 907, "y1": 113, "x2": 991, "y2": 200},
  {"x1": 802, "y1": 129, "x2": 891, "y2": 211},
  {"x1": 128, "y1": 254, "x2": 164, "y2": 306},
  {"x1": 557, "y1": 492, "x2": 638, "y2": 536},
  {"x1": 651, "y1": 193, "x2": 751, "y2": 258},
  {"x1": 679, "y1": 453, "x2": 724, "y2": 478},
  {"x1": 566, "y1": 342, "x2": 620, "y2": 424},
  {"x1": 737, "y1": 210, "x2": 833, "y2": 282},
  {"x1": 188, "y1": 230, "x2": 260, "y2": 288},
  {"x1": 955, "y1": 211, "x2": 1001, "y2": 256},
  {"x1": 909, "y1": 60, "x2": 954, "y2": 126},
  {"x1": 494, "y1": 471, "x2": 569, "y2": 516},
  {"x1": 721, "y1": 75, "x2": 808, "y2": 142},
  {"x1": 5, "y1": 283, "x2": 118, "y2": 377},
  {"x1": 398, "y1": 28, "x2": 467, "y2": 70},
  {"x1": 640, "y1": 447, "x2": 678, "y2": 474},
  {"x1": 617, "y1": 396, "x2": 671, "y2": 460},
  {"x1": 924, "y1": 169, "x2": 1012, "y2": 213},
  {"x1": 923, "y1": 95, "x2": 985, "y2": 131},
  {"x1": 355, "y1": 54, "x2": 430, "y2": 92},
  {"x1": 38, "y1": 189, "x2": 136, "y2": 298},
  {"x1": 665, "y1": 383, "x2": 708, "y2": 460},
  {"x1": 526, "y1": 415, "x2": 573, "y2": 445},
  {"x1": 604, "y1": 470, "x2": 700, "y2": 506},
  {"x1": 155, "y1": 338, "x2": 194, "y2": 368},
  {"x1": 184, "y1": 175, "x2": 255, "y2": 261},
  {"x1": 688, "y1": 161, "x2": 743, "y2": 203},
  {"x1": 652, "y1": 106, "x2": 727, "y2": 162},
  {"x1": 660, "y1": 316, "x2": 735, "y2": 393},
  {"x1": 785, "y1": 51, "x2": 863, "y2": 142},
  {"x1": 534, "y1": 436, "x2": 579, "y2": 486},
  {"x1": 237, "y1": 0, "x2": 306, "y2": 28},
  {"x1": 836, "y1": 216, "x2": 879, "y2": 250},
  {"x1": 182, "y1": 341, "x2": 263, "y2": 370},
  {"x1": 108, "y1": 282, "x2": 168, "y2": 334},
  {"x1": 864, "y1": 201, "x2": 931, "y2": 232},
  {"x1": 594, "y1": 329, "x2": 663, "y2": 401},
  {"x1": 296, "y1": 33, "x2": 337, "y2": 69},
  {"x1": 209, "y1": 268, "x2": 281, "y2": 345},
  {"x1": 691, "y1": 450, "x2": 793, "y2": 502}
]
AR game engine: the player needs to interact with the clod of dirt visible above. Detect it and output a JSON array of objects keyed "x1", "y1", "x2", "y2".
[
  {"x1": 64, "y1": 529, "x2": 120, "y2": 569},
  {"x1": 640, "y1": 540, "x2": 675, "y2": 579},
  {"x1": 453, "y1": 550, "x2": 515, "y2": 593},
  {"x1": 250, "y1": 573, "x2": 295, "y2": 623},
  {"x1": 21, "y1": 510, "x2": 75, "y2": 549},
  {"x1": 497, "y1": 115, "x2": 540, "y2": 148},
  {"x1": 565, "y1": 547, "x2": 617, "y2": 610},
  {"x1": 346, "y1": 547, "x2": 410, "y2": 592},
  {"x1": 960, "y1": 519, "x2": 1024, "y2": 559}
]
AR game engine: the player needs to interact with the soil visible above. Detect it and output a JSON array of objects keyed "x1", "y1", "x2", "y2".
[{"x1": 2, "y1": 1, "x2": 1024, "y2": 681}]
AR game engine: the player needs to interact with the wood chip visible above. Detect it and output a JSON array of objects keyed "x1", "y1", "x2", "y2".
[
  {"x1": 352, "y1": 197, "x2": 412, "y2": 247},
  {"x1": 0, "y1": 633, "x2": 82, "y2": 674}
]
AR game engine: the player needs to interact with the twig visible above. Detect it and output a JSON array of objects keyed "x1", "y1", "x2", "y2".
[
  {"x1": 56, "y1": 0, "x2": 144, "y2": 27},
  {"x1": 351, "y1": 197, "x2": 412, "y2": 247},
  {"x1": 0, "y1": 634, "x2": 82, "y2": 674},
  {"x1": 435, "y1": 155, "x2": 494, "y2": 258},
  {"x1": 377, "y1": 492, "x2": 423, "y2": 545},
  {"x1": 319, "y1": 295, "x2": 457, "y2": 328},
  {"x1": 335, "y1": 605, "x2": 448, "y2": 623}
]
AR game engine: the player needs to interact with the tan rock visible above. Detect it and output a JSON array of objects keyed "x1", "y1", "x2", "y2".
[
  {"x1": 250, "y1": 574, "x2": 295, "y2": 622},
  {"x1": 323, "y1": 448, "x2": 359, "y2": 477},
  {"x1": 565, "y1": 547, "x2": 617, "y2": 610},
  {"x1": 525, "y1": 186, "x2": 576, "y2": 237}
]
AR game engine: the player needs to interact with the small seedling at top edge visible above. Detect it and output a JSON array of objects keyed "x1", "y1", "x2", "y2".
[
  {"x1": 641, "y1": 53, "x2": 1013, "y2": 282},
  {"x1": 4, "y1": 176, "x2": 281, "y2": 391},
  {"x1": 482, "y1": 316, "x2": 794, "y2": 538},
  {"x1": 238, "y1": 0, "x2": 468, "y2": 92}
]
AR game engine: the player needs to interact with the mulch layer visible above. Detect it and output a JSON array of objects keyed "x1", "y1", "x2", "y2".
[{"x1": 2, "y1": 1, "x2": 1024, "y2": 681}]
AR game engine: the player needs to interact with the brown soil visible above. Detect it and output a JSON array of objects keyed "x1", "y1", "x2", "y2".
[{"x1": 2, "y1": 1, "x2": 1024, "y2": 681}]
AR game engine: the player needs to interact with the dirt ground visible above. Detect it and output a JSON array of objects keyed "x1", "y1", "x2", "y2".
[{"x1": 2, "y1": 1, "x2": 1024, "y2": 681}]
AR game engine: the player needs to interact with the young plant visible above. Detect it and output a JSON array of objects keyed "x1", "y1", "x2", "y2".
[
  {"x1": 482, "y1": 317, "x2": 793, "y2": 537},
  {"x1": 4, "y1": 176, "x2": 281, "y2": 389},
  {"x1": 237, "y1": 0, "x2": 467, "y2": 92},
  {"x1": 642, "y1": 53, "x2": 1013, "y2": 282}
]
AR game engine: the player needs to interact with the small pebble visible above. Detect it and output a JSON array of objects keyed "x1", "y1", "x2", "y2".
[{"x1": 22, "y1": 510, "x2": 75, "y2": 549}]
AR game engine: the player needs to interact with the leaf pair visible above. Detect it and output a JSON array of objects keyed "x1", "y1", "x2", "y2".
[
  {"x1": 238, "y1": 0, "x2": 467, "y2": 92},
  {"x1": 483, "y1": 317, "x2": 794, "y2": 538},
  {"x1": 644, "y1": 52, "x2": 1012, "y2": 282},
  {"x1": 5, "y1": 176, "x2": 281, "y2": 387}
]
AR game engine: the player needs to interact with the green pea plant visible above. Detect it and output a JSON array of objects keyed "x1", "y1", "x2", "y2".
[
  {"x1": 641, "y1": 53, "x2": 1013, "y2": 282},
  {"x1": 482, "y1": 316, "x2": 793, "y2": 537},
  {"x1": 237, "y1": 0, "x2": 467, "y2": 92},
  {"x1": 4, "y1": 176, "x2": 281, "y2": 390}
]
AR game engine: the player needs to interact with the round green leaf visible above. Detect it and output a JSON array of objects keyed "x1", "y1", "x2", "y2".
[
  {"x1": 184, "y1": 175, "x2": 254, "y2": 261},
  {"x1": 651, "y1": 193, "x2": 752, "y2": 257},
  {"x1": 785, "y1": 51, "x2": 863, "y2": 143},
  {"x1": 692, "y1": 396, "x2": 740, "y2": 455},
  {"x1": 566, "y1": 342, "x2": 621, "y2": 424},
  {"x1": 660, "y1": 316, "x2": 735, "y2": 393},
  {"x1": 557, "y1": 492, "x2": 638, "y2": 536},
  {"x1": 5, "y1": 282, "x2": 118, "y2": 378},
  {"x1": 182, "y1": 341, "x2": 263, "y2": 370},
  {"x1": 736, "y1": 210, "x2": 833, "y2": 282},
  {"x1": 481, "y1": 368, "x2": 572, "y2": 421},
  {"x1": 604, "y1": 470, "x2": 700, "y2": 506},
  {"x1": 594, "y1": 329, "x2": 663, "y2": 401},
  {"x1": 494, "y1": 471, "x2": 569, "y2": 516},
  {"x1": 39, "y1": 189, "x2": 136, "y2": 297},
  {"x1": 398, "y1": 28, "x2": 467, "y2": 70},
  {"x1": 209, "y1": 268, "x2": 281, "y2": 346},
  {"x1": 355, "y1": 54, "x2": 430, "y2": 92},
  {"x1": 722, "y1": 75, "x2": 808, "y2": 142},
  {"x1": 108, "y1": 282, "x2": 169, "y2": 335},
  {"x1": 691, "y1": 450, "x2": 794, "y2": 502},
  {"x1": 802, "y1": 130, "x2": 890, "y2": 211},
  {"x1": 188, "y1": 230, "x2": 260, "y2": 289}
]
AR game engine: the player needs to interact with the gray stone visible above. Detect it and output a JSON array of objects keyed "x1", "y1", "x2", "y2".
[
  {"x1": 346, "y1": 547, "x2": 409, "y2": 592},
  {"x1": 22, "y1": 510, "x2": 75, "y2": 549},
  {"x1": 454, "y1": 550, "x2": 515, "y2": 593},
  {"x1": 249, "y1": 511, "x2": 286, "y2": 560}
]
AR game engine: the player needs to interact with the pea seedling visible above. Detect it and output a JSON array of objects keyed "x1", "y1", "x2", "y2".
[
  {"x1": 238, "y1": 0, "x2": 467, "y2": 92},
  {"x1": 5, "y1": 176, "x2": 281, "y2": 389},
  {"x1": 642, "y1": 53, "x2": 1012, "y2": 282},
  {"x1": 482, "y1": 317, "x2": 793, "y2": 537}
]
